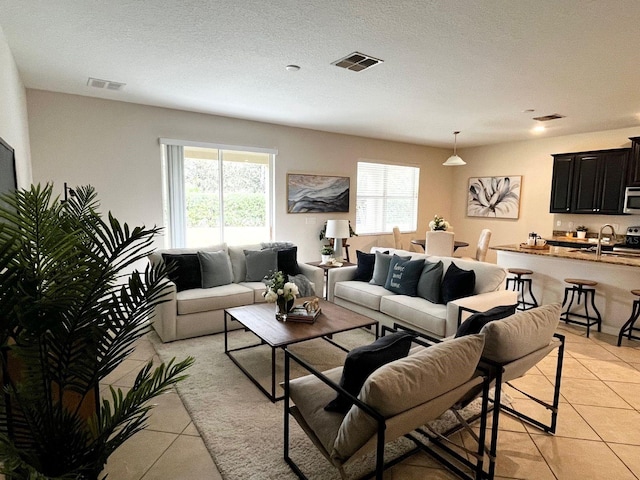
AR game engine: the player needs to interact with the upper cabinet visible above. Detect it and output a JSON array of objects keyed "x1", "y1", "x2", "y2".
[
  {"x1": 628, "y1": 137, "x2": 640, "y2": 186},
  {"x1": 550, "y1": 148, "x2": 629, "y2": 214},
  {"x1": 549, "y1": 155, "x2": 574, "y2": 213}
]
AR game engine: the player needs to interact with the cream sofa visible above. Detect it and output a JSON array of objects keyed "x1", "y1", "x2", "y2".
[
  {"x1": 149, "y1": 243, "x2": 323, "y2": 342},
  {"x1": 327, "y1": 247, "x2": 517, "y2": 339}
]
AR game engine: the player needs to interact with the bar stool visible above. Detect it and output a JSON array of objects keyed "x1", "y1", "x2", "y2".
[
  {"x1": 505, "y1": 268, "x2": 539, "y2": 311},
  {"x1": 561, "y1": 278, "x2": 602, "y2": 337},
  {"x1": 617, "y1": 290, "x2": 640, "y2": 346}
]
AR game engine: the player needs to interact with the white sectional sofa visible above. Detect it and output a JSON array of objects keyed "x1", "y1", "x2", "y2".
[
  {"x1": 148, "y1": 243, "x2": 323, "y2": 342},
  {"x1": 327, "y1": 247, "x2": 518, "y2": 339}
]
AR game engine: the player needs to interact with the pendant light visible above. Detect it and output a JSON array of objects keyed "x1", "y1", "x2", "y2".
[{"x1": 443, "y1": 131, "x2": 466, "y2": 166}]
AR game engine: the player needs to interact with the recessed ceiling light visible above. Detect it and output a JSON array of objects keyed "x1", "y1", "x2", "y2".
[
  {"x1": 285, "y1": 65, "x2": 300, "y2": 71},
  {"x1": 532, "y1": 125, "x2": 546, "y2": 133}
]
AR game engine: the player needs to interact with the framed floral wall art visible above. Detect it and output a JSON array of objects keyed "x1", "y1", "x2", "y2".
[
  {"x1": 287, "y1": 174, "x2": 350, "y2": 213},
  {"x1": 467, "y1": 176, "x2": 521, "y2": 219}
]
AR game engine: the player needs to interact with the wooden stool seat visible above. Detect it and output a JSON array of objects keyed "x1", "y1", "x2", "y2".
[
  {"x1": 506, "y1": 268, "x2": 538, "y2": 310},
  {"x1": 508, "y1": 268, "x2": 533, "y2": 276},
  {"x1": 618, "y1": 289, "x2": 640, "y2": 346},
  {"x1": 564, "y1": 278, "x2": 598, "y2": 287},
  {"x1": 561, "y1": 278, "x2": 601, "y2": 337}
]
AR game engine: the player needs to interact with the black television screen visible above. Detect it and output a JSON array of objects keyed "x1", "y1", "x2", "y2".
[{"x1": 0, "y1": 136, "x2": 17, "y2": 198}]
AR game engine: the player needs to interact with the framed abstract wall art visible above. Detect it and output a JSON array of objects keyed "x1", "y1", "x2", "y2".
[
  {"x1": 467, "y1": 176, "x2": 521, "y2": 219},
  {"x1": 287, "y1": 174, "x2": 350, "y2": 213}
]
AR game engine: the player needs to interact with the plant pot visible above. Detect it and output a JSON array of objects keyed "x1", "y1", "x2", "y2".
[
  {"x1": 321, "y1": 254, "x2": 331, "y2": 264},
  {"x1": 577, "y1": 231, "x2": 587, "y2": 239},
  {"x1": 276, "y1": 297, "x2": 294, "y2": 321}
]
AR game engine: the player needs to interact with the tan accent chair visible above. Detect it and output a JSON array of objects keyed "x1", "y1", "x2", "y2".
[
  {"x1": 459, "y1": 303, "x2": 565, "y2": 480},
  {"x1": 392, "y1": 226, "x2": 403, "y2": 250},
  {"x1": 284, "y1": 334, "x2": 491, "y2": 480},
  {"x1": 425, "y1": 230, "x2": 455, "y2": 256}
]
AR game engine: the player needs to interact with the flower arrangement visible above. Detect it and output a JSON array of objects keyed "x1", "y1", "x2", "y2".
[
  {"x1": 429, "y1": 215, "x2": 451, "y2": 231},
  {"x1": 263, "y1": 270, "x2": 299, "y2": 304}
]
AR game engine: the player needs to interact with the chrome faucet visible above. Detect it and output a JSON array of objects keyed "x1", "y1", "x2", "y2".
[{"x1": 596, "y1": 224, "x2": 616, "y2": 257}]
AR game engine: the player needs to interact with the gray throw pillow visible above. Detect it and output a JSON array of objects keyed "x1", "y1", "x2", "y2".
[
  {"x1": 384, "y1": 255, "x2": 425, "y2": 296},
  {"x1": 244, "y1": 249, "x2": 277, "y2": 282},
  {"x1": 416, "y1": 260, "x2": 444, "y2": 303},
  {"x1": 369, "y1": 251, "x2": 410, "y2": 286},
  {"x1": 198, "y1": 250, "x2": 233, "y2": 288}
]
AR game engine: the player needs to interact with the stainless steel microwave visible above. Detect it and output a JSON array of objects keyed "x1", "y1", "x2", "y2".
[{"x1": 624, "y1": 187, "x2": 640, "y2": 214}]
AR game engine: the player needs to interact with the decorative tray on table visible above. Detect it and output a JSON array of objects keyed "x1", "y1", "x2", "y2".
[{"x1": 519, "y1": 243, "x2": 550, "y2": 250}]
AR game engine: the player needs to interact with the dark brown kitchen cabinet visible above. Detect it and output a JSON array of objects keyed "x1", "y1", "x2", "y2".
[
  {"x1": 549, "y1": 148, "x2": 629, "y2": 214},
  {"x1": 628, "y1": 137, "x2": 640, "y2": 186},
  {"x1": 549, "y1": 155, "x2": 574, "y2": 213}
]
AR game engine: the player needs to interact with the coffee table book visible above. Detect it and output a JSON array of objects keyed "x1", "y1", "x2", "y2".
[{"x1": 286, "y1": 306, "x2": 321, "y2": 323}]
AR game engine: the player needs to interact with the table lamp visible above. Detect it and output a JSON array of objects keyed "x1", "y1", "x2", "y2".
[{"x1": 325, "y1": 219, "x2": 350, "y2": 262}]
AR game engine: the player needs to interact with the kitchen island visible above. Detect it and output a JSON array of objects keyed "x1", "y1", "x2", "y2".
[{"x1": 492, "y1": 244, "x2": 640, "y2": 336}]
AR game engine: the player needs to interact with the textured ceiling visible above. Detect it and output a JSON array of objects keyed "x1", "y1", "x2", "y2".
[{"x1": 1, "y1": 0, "x2": 640, "y2": 147}]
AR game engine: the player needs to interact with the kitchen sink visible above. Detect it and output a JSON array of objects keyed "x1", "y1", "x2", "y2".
[{"x1": 567, "y1": 248, "x2": 640, "y2": 259}]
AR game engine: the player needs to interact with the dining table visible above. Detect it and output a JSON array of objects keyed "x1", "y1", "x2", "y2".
[{"x1": 410, "y1": 239, "x2": 469, "y2": 251}]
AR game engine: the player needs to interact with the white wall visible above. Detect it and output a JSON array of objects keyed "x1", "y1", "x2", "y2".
[
  {"x1": 26, "y1": 90, "x2": 454, "y2": 262},
  {"x1": 26, "y1": 90, "x2": 640, "y2": 265},
  {"x1": 0, "y1": 25, "x2": 31, "y2": 187},
  {"x1": 450, "y1": 127, "x2": 640, "y2": 263}
]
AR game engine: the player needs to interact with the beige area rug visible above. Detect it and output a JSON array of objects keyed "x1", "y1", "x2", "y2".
[{"x1": 150, "y1": 327, "x2": 483, "y2": 480}]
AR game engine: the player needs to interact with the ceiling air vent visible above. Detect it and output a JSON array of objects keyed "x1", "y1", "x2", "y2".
[
  {"x1": 87, "y1": 77, "x2": 126, "y2": 91},
  {"x1": 532, "y1": 113, "x2": 565, "y2": 122},
  {"x1": 332, "y1": 52, "x2": 383, "y2": 72}
]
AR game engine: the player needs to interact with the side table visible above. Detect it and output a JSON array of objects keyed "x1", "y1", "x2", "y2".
[{"x1": 306, "y1": 261, "x2": 356, "y2": 299}]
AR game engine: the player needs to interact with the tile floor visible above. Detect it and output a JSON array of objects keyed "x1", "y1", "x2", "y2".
[{"x1": 101, "y1": 322, "x2": 640, "y2": 480}]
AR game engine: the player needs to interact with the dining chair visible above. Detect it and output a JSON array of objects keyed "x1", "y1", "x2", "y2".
[
  {"x1": 392, "y1": 226, "x2": 403, "y2": 249},
  {"x1": 461, "y1": 229, "x2": 492, "y2": 261},
  {"x1": 425, "y1": 231, "x2": 455, "y2": 256}
]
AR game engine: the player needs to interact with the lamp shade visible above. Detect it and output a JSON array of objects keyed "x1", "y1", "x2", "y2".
[
  {"x1": 443, "y1": 154, "x2": 466, "y2": 166},
  {"x1": 325, "y1": 219, "x2": 350, "y2": 239},
  {"x1": 442, "y1": 130, "x2": 466, "y2": 166}
]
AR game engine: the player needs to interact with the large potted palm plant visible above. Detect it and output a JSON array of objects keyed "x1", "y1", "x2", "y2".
[{"x1": 0, "y1": 183, "x2": 193, "y2": 479}]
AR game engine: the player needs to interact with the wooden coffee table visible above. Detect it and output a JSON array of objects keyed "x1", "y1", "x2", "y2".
[{"x1": 224, "y1": 298, "x2": 378, "y2": 402}]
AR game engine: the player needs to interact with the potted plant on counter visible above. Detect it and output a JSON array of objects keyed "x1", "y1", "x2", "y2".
[{"x1": 576, "y1": 225, "x2": 588, "y2": 239}]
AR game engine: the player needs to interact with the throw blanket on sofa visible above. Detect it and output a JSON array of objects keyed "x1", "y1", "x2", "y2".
[{"x1": 288, "y1": 273, "x2": 315, "y2": 297}]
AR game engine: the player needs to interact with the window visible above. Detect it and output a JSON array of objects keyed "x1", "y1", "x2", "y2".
[
  {"x1": 356, "y1": 161, "x2": 420, "y2": 234},
  {"x1": 161, "y1": 139, "x2": 275, "y2": 247}
]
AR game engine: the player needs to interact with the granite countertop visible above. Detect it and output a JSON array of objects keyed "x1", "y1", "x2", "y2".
[{"x1": 492, "y1": 244, "x2": 640, "y2": 268}]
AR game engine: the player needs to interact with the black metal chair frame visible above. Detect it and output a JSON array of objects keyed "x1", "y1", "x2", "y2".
[
  {"x1": 396, "y1": 308, "x2": 566, "y2": 480},
  {"x1": 561, "y1": 283, "x2": 601, "y2": 337},
  {"x1": 618, "y1": 297, "x2": 640, "y2": 346},
  {"x1": 283, "y1": 331, "x2": 493, "y2": 480}
]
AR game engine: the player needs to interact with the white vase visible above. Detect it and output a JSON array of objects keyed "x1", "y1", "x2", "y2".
[
  {"x1": 577, "y1": 231, "x2": 587, "y2": 239},
  {"x1": 321, "y1": 254, "x2": 331, "y2": 264}
]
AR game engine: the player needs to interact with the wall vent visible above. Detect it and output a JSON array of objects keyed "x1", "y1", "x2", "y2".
[
  {"x1": 87, "y1": 77, "x2": 126, "y2": 91},
  {"x1": 332, "y1": 52, "x2": 383, "y2": 72},
  {"x1": 532, "y1": 113, "x2": 565, "y2": 122}
]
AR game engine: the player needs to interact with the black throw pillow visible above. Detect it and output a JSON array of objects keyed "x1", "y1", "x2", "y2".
[
  {"x1": 353, "y1": 250, "x2": 376, "y2": 282},
  {"x1": 441, "y1": 262, "x2": 476, "y2": 303},
  {"x1": 162, "y1": 253, "x2": 202, "y2": 292},
  {"x1": 455, "y1": 304, "x2": 518, "y2": 338},
  {"x1": 276, "y1": 246, "x2": 302, "y2": 277},
  {"x1": 324, "y1": 331, "x2": 415, "y2": 414}
]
